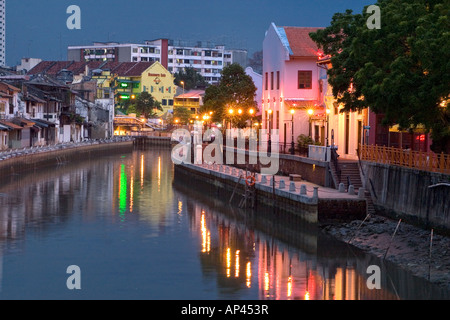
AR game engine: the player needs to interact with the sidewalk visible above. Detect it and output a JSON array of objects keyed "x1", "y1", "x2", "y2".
[{"x1": 195, "y1": 163, "x2": 362, "y2": 201}]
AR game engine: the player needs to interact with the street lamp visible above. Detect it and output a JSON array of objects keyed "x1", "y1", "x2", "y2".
[
  {"x1": 326, "y1": 108, "x2": 330, "y2": 147},
  {"x1": 180, "y1": 81, "x2": 185, "y2": 109},
  {"x1": 228, "y1": 108, "x2": 234, "y2": 131},
  {"x1": 290, "y1": 109, "x2": 295, "y2": 155},
  {"x1": 307, "y1": 108, "x2": 314, "y2": 139}
]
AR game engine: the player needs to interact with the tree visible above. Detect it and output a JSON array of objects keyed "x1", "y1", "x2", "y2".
[
  {"x1": 310, "y1": 0, "x2": 450, "y2": 153},
  {"x1": 174, "y1": 67, "x2": 208, "y2": 90},
  {"x1": 202, "y1": 63, "x2": 258, "y2": 128},
  {"x1": 134, "y1": 91, "x2": 163, "y2": 118},
  {"x1": 173, "y1": 106, "x2": 193, "y2": 125}
]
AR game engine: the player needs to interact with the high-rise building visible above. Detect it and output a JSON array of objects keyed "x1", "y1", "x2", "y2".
[
  {"x1": 67, "y1": 39, "x2": 248, "y2": 85},
  {"x1": 0, "y1": 0, "x2": 5, "y2": 66}
]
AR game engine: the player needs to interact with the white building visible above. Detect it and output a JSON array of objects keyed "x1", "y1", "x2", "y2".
[
  {"x1": 67, "y1": 39, "x2": 248, "y2": 85},
  {"x1": 16, "y1": 58, "x2": 42, "y2": 74},
  {"x1": 0, "y1": 0, "x2": 5, "y2": 66},
  {"x1": 262, "y1": 23, "x2": 326, "y2": 149},
  {"x1": 245, "y1": 66, "x2": 263, "y2": 116}
]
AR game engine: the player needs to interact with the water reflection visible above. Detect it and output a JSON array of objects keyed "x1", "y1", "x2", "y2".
[
  {"x1": 0, "y1": 147, "x2": 448, "y2": 300},
  {"x1": 174, "y1": 169, "x2": 450, "y2": 300}
]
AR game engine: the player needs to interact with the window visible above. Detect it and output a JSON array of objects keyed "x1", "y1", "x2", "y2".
[
  {"x1": 265, "y1": 72, "x2": 268, "y2": 91},
  {"x1": 162, "y1": 99, "x2": 167, "y2": 106},
  {"x1": 271, "y1": 72, "x2": 274, "y2": 90},
  {"x1": 277, "y1": 71, "x2": 280, "y2": 90},
  {"x1": 298, "y1": 71, "x2": 312, "y2": 89}
]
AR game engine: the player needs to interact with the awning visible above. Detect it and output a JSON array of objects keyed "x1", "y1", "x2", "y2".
[
  {"x1": 0, "y1": 124, "x2": 9, "y2": 131},
  {"x1": 0, "y1": 121, "x2": 23, "y2": 130},
  {"x1": 32, "y1": 119, "x2": 56, "y2": 127},
  {"x1": 14, "y1": 118, "x2": 35, "y2": 127},
  {"x1": 284, "y1": 99, "x2": 322, "y2": 109}
]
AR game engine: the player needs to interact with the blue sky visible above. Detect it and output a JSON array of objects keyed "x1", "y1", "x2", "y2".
[{"x1": 6, "y1": 0, "x2": 373, "y2": 66}]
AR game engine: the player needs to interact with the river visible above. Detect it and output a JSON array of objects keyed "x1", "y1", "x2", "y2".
[{"x1": 0, "y1": 146, "x2": 448, "y2": 300}]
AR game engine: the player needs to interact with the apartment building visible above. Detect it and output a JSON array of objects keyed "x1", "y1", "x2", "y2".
[{"x1": 67, "y1": 39, "x2": 247, "y2": 84}]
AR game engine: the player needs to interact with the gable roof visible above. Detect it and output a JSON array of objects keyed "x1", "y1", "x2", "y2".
[
  {"x1": 27, "y1": 61, "x2": 154, "y2": 78},
  {"x1": 276, "y1": 26, "x2": 324, "y2": 58}
]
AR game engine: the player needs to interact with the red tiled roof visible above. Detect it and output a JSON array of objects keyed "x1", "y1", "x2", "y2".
[
  {"x1": 176, "y1": 90, "x2": 205, "y2": 99},
  {"x1": 27, "y1": 61, "x2": 155, "y2": 77},
  {"x1": 124, "y1": 62, "x2": 153, "y2": 77},
  {"x1": 282, "y1": 27, "x2": 324, "y2": 57},
  {"x1": 27, "y1": 61, "x2": 55, "y2": 75},
  {"x1": 0, "y1": 121, "x2": 23, "y2": 130},
  {"x1": 46, "y1": 61, "x2": 73, "y2": 75}
]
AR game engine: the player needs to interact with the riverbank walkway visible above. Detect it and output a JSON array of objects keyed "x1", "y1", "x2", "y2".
[
  {"x1": 0, "y1": 137, "x2": 134, "y2": 162},
  {"x1": 183, "y1": 162, "x2": 364, "y2": 202}
]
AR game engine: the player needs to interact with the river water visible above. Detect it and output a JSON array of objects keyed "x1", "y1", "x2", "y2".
[{"x1": 0, "y1": 147, "x2": 448, "y2": 300}]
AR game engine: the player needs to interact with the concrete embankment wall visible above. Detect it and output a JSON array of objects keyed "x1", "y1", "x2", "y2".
[
  {"x1": 174, "y1": 164, "x2": 366, "y2": 224},
  {"x1": 224, "y1": 147, "x2": 332, "y2": 187},
  {"x1": 0, "y1": 141, "x2": 134, "y2": 177},
  {"x1": 361, "y1": 161, "x2": 450, "y2": 232}
]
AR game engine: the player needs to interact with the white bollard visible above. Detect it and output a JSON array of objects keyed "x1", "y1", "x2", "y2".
[
  {"x1": 313, "y1": 187, "x2": 319, "y2": 200},
  {"x1": 339, "y1": 183, "x2": 345, "y2": 193},
  {"x1": 279, "y1": 180, "x2": 285, "y2": 189},
  {"x1": 261, "y1": 175, "x2": 267, "y2": 184},
  {"x1": 348, "y1": 185, "x2": 355, "y2": 195},
  {"x1": 289, "y1": 181, "x2": 296, "y2": 192},
  {"x1": 300, "y1": 184, "x2": 307, "y2": 195}
]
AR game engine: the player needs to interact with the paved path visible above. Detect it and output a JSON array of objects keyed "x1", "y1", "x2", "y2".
[{"x1": 195, "y1": 163, "x2": 362, "y2": 201}]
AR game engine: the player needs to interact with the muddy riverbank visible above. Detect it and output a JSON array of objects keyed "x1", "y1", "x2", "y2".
[{"x1": 320, "y1": 214, "x2": 450, "y2": 291}]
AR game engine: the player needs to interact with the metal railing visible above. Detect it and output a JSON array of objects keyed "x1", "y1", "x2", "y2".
[{"x1": 359, "y1": 144, "x2": 450, "y2": 174}]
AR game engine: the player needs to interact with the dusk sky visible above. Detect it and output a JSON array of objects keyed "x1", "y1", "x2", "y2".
[{"x1": 6, "y1": 0, "x2": 373, "y2": 66}]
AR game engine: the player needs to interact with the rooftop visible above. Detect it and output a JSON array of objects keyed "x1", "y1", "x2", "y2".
[{"x1": 276, "y1": 25, "x2": 324, "y2": 58}]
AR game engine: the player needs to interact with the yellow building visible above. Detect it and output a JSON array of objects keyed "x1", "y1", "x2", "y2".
[
  {"x1": 90, "y1": 61, "x2": 176, "y2": 117},
  {"x1": 140, "y1": 62, "x2": 177, "y2": 116},
  {"x1": 173, "y1": 90, "x2": 205, "y2": 114}
]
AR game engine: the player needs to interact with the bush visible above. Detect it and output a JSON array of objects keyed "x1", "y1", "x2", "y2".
[{"x1": 297, "y1": 134, "x2": 319, "y2": 147}]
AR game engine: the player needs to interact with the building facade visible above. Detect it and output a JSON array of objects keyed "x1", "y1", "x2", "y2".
[
  {"x1": 262, "y1": 23, "x2": 325, "y2": 149},
  {"x1": 68, "y1": 39, "x2": 247, "y2": 85},
  {"x1": 245, "y1": 67, "x2": 263, "y2": 117}
]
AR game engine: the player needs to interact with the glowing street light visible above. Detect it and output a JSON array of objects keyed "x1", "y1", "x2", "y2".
[{"x1": 326, "y1": 108, "x2": 331, "y2": 146}]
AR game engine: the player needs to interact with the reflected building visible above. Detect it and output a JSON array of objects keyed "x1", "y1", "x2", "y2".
[
  {"x1": 184, "y1": 197, "x2": 402, "y2": 300},
  {"x1": 112, "y1": 148, "x2": 175, "y2": 228}
]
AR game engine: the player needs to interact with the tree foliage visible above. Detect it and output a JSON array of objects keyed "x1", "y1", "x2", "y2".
[
  {"x1": 174, "y1": 67, "x2": 208, "y2": 90},
  {"x1": 202, "y1": 63, "x2": 258, "y2": 128},
  {"x1": 310, "y1": 0, "x2": 450, "y2": 152},
  {"x1": 173, "y1": 106, "x2": 193, "y2": 124},
  {"x1": 134, "y1": 91, "x2": 163, "y2": 118}
]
